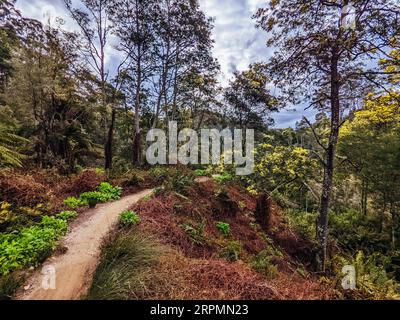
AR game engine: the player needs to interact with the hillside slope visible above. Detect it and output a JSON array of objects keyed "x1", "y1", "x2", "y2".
[{"x1": 88, "y1": 178, "x2": 337, "y2": 300}]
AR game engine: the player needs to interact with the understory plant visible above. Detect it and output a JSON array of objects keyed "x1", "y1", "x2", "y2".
[
  {"x1": 120, "y1": 210, "x2": 140, "y2": 227},
  {"x1": 0, "y1": 215, "x2": 68, "y2": 275},
  {"x1": 64, "y1": 182, "x2": 122, "y2": 209},
  {"x1": 216, "y1": 222, "x2": 230, "y2": 236}
]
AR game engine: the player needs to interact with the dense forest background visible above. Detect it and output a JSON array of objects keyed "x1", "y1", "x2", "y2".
[{"x1": 0, "y1": 0, "x2": 400, "y2": 299}]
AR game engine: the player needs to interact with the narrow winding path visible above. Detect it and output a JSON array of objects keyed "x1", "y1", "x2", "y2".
[{"x1": 15, "y1": 189, "x2": 153, "y2": 300}]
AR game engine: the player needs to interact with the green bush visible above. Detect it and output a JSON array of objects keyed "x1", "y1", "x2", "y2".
[
  {"x1": 64, "y1": 197, "x2": 86, "y2": 210},
  {"x1": 333, "y1": 251, "x2": 400, "y2": 299},
  {"x1": 194, "y1": 169, "x2": 207, "y2": 177},
  {"x1": 120, "y1": 210, "x2": 140, "y2": 227},
  {"x1": 97, "y1": 182, "x2": 122, "y2": 200},
  {"x1": 149, "y1": 167, "x2": 195, "y2": 194},
  {"x1": 213, "y1": 172, "x2": 234, "y2": 184},
  {"x1": 221, "y1": 240, "x2": 242, "y2": 262},
  {"x1": 148, "y1": 167, "x2": 171, "y2": 184},
  {"x1": 286, "y1": 210, "x2": 318, "y2": 240},
  {"x1": 216, "y1": 222, "x2": 230, "y2": 236},
  {"x1": 165, "y1": 172, "x2": 194, "y2": 195},
  {"x1": 0, "y1": 216, "x2": 68, "y2": 275},
  {"x1": 56, "y1": 211, "x2": 77, "y2": 221},
  {"x1": 78, "y1": 182, "x2": 122, "y2": 208},
  {"x1": 181, "y1": 223, "x2": 205, "y2": 246},
  {"x1": 251, "y1": 249, "x2": 278, "y2": 278},
  {"x1": 80, "y1": 191, "x2": 104, "y2": 208}
]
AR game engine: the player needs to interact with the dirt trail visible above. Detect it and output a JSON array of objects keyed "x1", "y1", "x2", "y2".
[{"x1": 15, "y1": 189, "x2": 153, "y2": 300}]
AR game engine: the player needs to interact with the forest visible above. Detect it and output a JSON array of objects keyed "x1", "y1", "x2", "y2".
[{"x1": 0, "y1": 0, "x2": 399, "y2": 301}]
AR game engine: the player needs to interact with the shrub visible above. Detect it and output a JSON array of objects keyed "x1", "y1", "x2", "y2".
[
  {"x1": 164, "y1": 170, "x2": 195, "y2": 195},
  {"x1": 213, "y1": 172, "x2": 234, "y2": 184},
  {"x1": 149, "y1": 167, "x2": 195, "y2": 194},
  {"x1": 56, "y1": 211, "x2": 77, "y2": 221},
  {"x1": 0, "y1": 216, "x2": 68, "y2": 275},
  {"x1": 216, "y1": 222, "x2": 230, "y2": 236},
  {"x1": 181, "y1": 223, "x2": 205, "y2": 246},
  {"x1": 80, "y1": 191, "x2": 104, "y2": 208},
  {"x1": 221, "y1": 240, "x2": 242, "y2": 262},
  {"x1": 194, "y1": 169, "x2": 207, "y2": 177},
  {"x1": 286, "y1": 210, "x2": 318, "y2": 240},
  {"x1": 333, "y1": 251, "x2": 400, "y2": 300},
  {"x1": 120, "y1": 210, "x2": 140, "y2": 227},
  {"x1": 70, "y1": 182, "x2": 122, "y2": 209},
  {"x1": 0, "y1": 201, "x2": 14, "y2": 225},
  {"x1": 97, "y1": 182, "x2": 122, "y2": 200},
  {"x1": 119, "y1": 169, "x2": 147, "y2": 187},
  {"x1": 64, "y1": 197, "x2": 86, "y2": 210},
  {"x1": 251, "y1": 250, "x2": 278, "y2": 278},
  {"x1": 148, "y1": 166, "x2": 171, "y2": 184}
]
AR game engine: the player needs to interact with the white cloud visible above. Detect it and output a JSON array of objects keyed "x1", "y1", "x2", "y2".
[
  {"x1": 199, "y1": 0, "x2": 271, "y2": 86},
  {"x1": 15, "y1": 0, "x2": 309, "y2": 128}
]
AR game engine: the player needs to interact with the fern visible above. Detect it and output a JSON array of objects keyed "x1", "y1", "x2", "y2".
[{"x1": 0, "y1": 125, "x2": 28, "y2": 167}]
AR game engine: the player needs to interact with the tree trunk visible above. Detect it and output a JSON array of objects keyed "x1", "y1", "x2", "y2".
[
  {"x1": 133, "y1": 47, "x2": 142, "y2": 166},
  {"x1": 391, "y1": 205, "x2": 397, "y2": 249},
  {"x1": 255, "y1": 193, "x2": 270, "y2": 231},
  {"x1": 104, "y1": 108, "x2": 116, "y2": 170},
  {"x1": 316, "y1": 50, "x2": 340, "y2": 272}
]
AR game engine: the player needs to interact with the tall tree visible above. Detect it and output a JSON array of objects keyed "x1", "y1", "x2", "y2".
[
  {"x1": 109, "y1": 0, "x2": 157, "y2": 166},
  {"x1": 224, "y1": 63, "x2": 278, "y2": 131},
  {"x1": 64, "y1": 0, "x2": 118, "y2": 170},
  {"x1": 255, "y1": 0, "x2": 400, "y2": 270}
]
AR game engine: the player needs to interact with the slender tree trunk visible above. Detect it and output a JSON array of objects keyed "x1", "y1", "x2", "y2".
[
  {"x1": 316, "y1": 50, "x2": 340, "y2": 272},
  {"x1": 361, "y1": 179, "x2": 368, "y2": 216},
  {"x1": 255, "y1": 193, "x2": 270, "y2": 231},
  {"x1": 391, "y1": 204, "x2": 397, "y2": 249},
  {"x1": 132, "y1": 45, "x2": 142, "y2": 166},
  {"x1": 171, "y1": 48, "x2": 179, "y2": 121},
  {"x1": 105, "y1": 108, "x2": 116, "y2": 170}
]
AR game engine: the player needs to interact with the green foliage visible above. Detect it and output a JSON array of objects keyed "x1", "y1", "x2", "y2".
[
  {"x1": 213, "y1": 172, "x2": 234, "y2": 184},
  {"x1": 216, "y1": 221, "x2": 230, "y2": 236},
  {"x1": 194, "y1": 169, "x2": 207, "y2": 177},
  {"x1": 181, "y1": 222, "x2": 205, "y2": 246},
  {"x1": 0, "y1": 124, "x2": 28, "y2": 168},
  {"x1": 119, "y1": 210, "x2": 140, "y2": 227},
  {"x1": 55, "y1": 211, "x2": 77, "y2": 221},
  {"x1": 329, "y1": 210, "x2": 389, "y2": 253},
  {"x1": 286, "y1": 210, "x2": 318, "y2": 240},
  {"x1": 64, "y1": 197, "x2": 86, "y2": 210},
  {"x1": 249, "y1": 143, "x2": 318, "y2": 197},
  {"x1": 334, "y1": 251, "x2": 400, "y2": 300},
  {"x1": 65, "y1": 182, "x2": 122, "y2": 209},
  {"x1": 0, "y1": 215, "x2": 68, "y2": 275},
  {"x1": 221, "y1": 240, "x2": 242, "y2": 262},
  {"x1": 0, "y1": 201, "x2": 13, "y2": 225},
  {"x1": 164, "y1": 171, "x2": 195, "y2": 195},
  {"x1": 80, "y1": 191, "x2": 104, "y2": 208},
  {"x1": 251, "y1": 250, "x2": 278, "y2": 278},
  {"x1": 148, "y1": 166, "x2": 172, "y2": 184},
  {"x1": 97, "y1": 182, "x2": 122, "y2": 200}
]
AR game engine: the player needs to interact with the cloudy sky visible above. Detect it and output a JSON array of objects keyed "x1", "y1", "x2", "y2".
[{"x1": 14, "y1": 0, "x2": 316, "y2": 128}]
